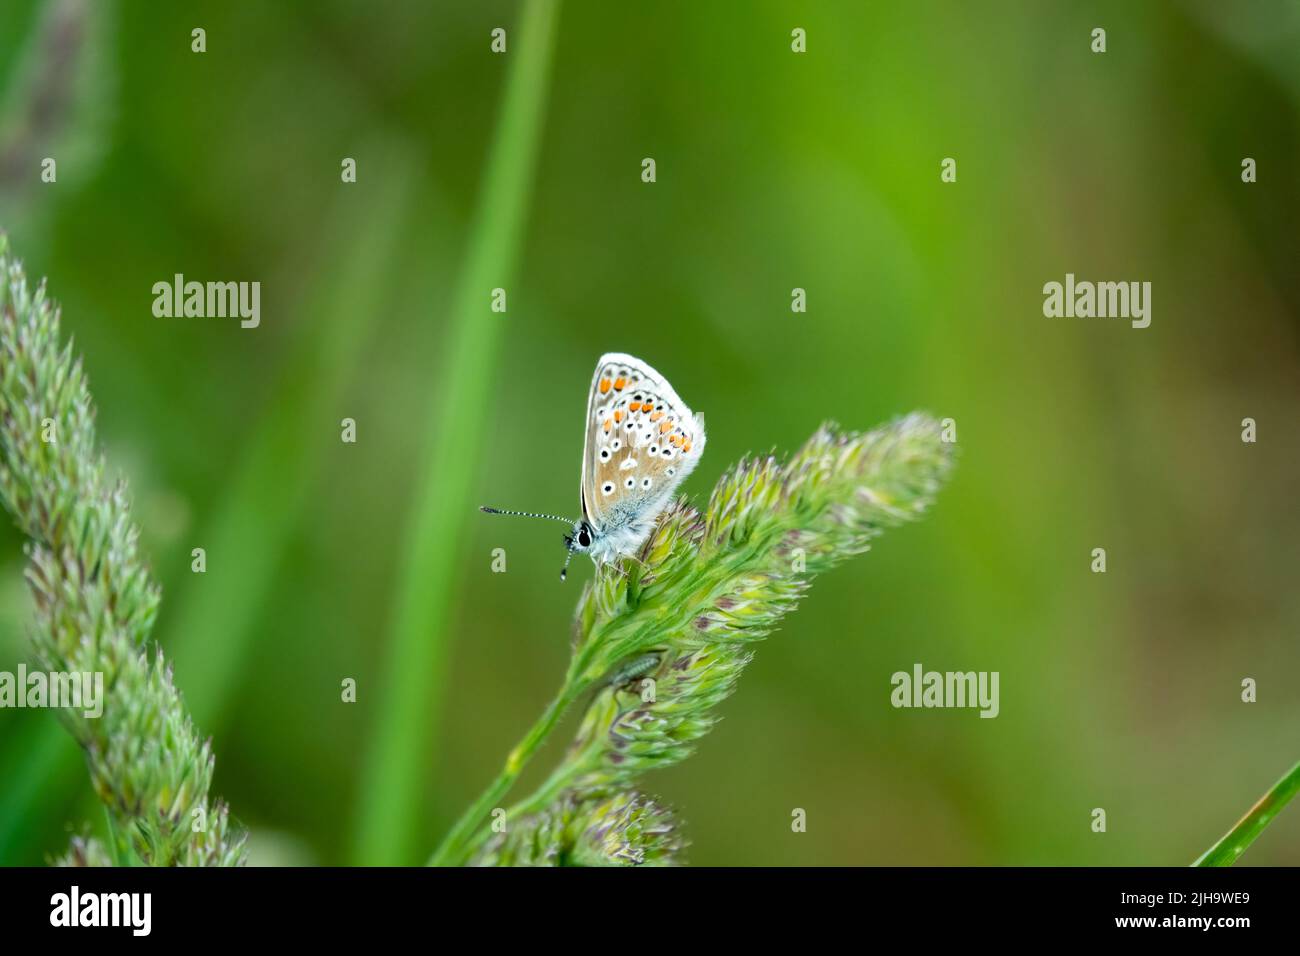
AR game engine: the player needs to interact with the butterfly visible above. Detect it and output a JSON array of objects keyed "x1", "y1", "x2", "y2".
[{"x1": 482, "y1": 352, "x2": 707, "y2": 580}]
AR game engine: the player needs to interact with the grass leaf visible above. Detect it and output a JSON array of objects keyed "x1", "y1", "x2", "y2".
[
  {"x1": 351, "y1": 0, "x2": 562, "y2": 865},
  {"x1": 1193, "y1": 760, "x2": 1300, "y2": 867}
]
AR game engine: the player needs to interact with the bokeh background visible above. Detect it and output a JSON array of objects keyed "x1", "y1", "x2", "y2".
[{"x1": 1, "y1": 0, "x2": 1297, "y2": 866}]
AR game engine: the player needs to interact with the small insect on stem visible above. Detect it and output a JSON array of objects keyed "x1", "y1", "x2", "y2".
[{"x1": 606, "y1": 652, "x2": 663, "y2": 688}]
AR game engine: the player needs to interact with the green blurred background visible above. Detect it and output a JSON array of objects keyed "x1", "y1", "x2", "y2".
[{"x1": 1, "y1": 0, "x2": 1297, "y2": 866}]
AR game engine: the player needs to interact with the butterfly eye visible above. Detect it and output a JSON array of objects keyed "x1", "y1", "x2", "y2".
[{"x1": 578, "y1": 527, "x2": 592, "y2": 547}]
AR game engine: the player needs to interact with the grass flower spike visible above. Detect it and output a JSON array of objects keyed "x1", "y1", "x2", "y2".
[
  {"x1": 0, "y1": 236, "x2": 244, "y2": 866},
  {"x1": 434, "y1": 413, "x2": 956, "y2": 866}
]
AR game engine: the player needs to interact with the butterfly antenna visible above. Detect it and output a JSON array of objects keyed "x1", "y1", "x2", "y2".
[
  {"x1": 480, "y1": 506, "x2": 574, "y2": 524},
  {"x1": 559, "y1": 543, "x2": 577, "y2": 582}
]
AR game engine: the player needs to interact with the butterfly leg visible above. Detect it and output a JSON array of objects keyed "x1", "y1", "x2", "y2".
[
  {"x1": 602, "y1": 553, "x2": 647, "y2": 580},
  {"x1": 597, "y1": 558, "x2": 635, "y2": 580}
]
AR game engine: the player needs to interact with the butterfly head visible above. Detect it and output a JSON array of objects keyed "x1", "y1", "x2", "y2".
[
  {"x1": 560, "y1": 518, "x2": 597, "y2": 580},
  {"x1": 564, "y1": 519, "x2": 595, "y2": 553}
]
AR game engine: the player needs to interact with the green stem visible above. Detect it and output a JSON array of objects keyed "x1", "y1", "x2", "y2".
[
  {"x1": 448, "y1": 575, "x2": 734, "y2": 862},
  {"x1": 350, "y1": 0, "x2": 561, "y2": 865},
  {"x1": 1192, "y1": 760, "x2": 1300, "y2": 866},
  {"x1": 503, "y1": 758, "x2": 589, "y2": 823},
  {"x1": 428, "y1": 678, "x2": 586, "y2": 866}
]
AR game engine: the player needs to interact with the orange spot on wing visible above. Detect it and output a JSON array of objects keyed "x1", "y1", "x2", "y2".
[
  {"x1": 614, "y1": 409, "x2": 624, "y2": 423},
  {"x1": 614, "y1": 377, "x2": 627, "y2": 390},
  {"x1": 599, "y1": 378, "x2": 612, "y2": 394},
  {"x1": 603, "y1": 419, "x2": 612, "y2": 432},
  {"x1": 629, "y1": 401, "x2": 641, "y2": 412},
  {"x1": 650, "y1": 411, "x2": 664, "y2": 421},
  {"x1": 683, "y1": 441, "x2": 692, "y2": 452},
  {"x1": 659, "y1": 420, "x2": 672, "y2": 434}
]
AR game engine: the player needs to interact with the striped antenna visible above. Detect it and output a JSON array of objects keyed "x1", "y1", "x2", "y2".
[
  {"x1": 479, "y1": 506, "x2": 574, "y2": 524},
  {"x1": 480, "y1": 506, "x2": 578, "y2": 582},
  {"x1": 559, "y1": 543, "x2": 577, "y2": 582}
]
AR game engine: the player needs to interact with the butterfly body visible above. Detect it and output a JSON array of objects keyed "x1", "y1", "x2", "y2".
[
  {"x1": 565, "y1": 509, "x2": 655, "y2": 567},
  {"x1": 483, "y1": 352, "x2": 706, "y2": 579}
]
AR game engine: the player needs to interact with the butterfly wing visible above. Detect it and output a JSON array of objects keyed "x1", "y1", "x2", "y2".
[{"x1": 580, "y1": 353, "x2": 706, "y2": 551}]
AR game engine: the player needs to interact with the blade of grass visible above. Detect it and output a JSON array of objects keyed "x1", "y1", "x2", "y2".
[
  {"x1": 349, "y1": 0, "x2": 561, "y2": 865},
  {"x1": 1192, "y1": 760, "x2": 1300, "y2": 866}
]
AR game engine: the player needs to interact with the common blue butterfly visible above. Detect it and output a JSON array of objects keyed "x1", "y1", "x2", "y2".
[{"x1": 483, "y1": 352, "x2": 706, "y2": 579}]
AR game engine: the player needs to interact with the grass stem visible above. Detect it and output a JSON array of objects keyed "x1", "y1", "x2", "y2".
[
  {"x1": 1192, "y1": 760, "x2": 1300, "y2": 866},
  {"x1": 350, "y1": 0, "x2": 561, "y2": 865},
  {"x1": 428, "y1": 678, "x2": 585, "y2": 866}
]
